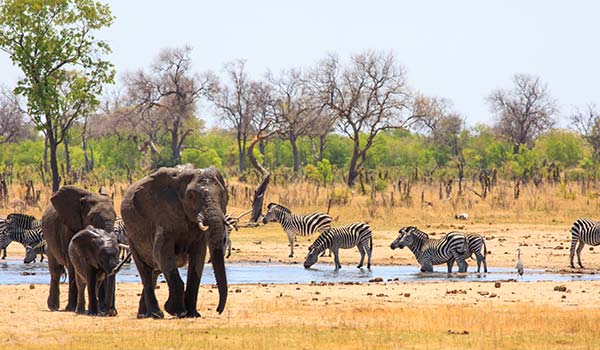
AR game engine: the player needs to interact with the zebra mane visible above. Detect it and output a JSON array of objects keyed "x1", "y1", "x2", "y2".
[
  {"x1": 7, "y1": 213, "x2": 39, "y2": 229},
  {"x1": 268, "y1": 203, "x2": 291, "y2": 214},
  {"x1": 407, "y1": 226, "x2": 429, "y2": 241}
]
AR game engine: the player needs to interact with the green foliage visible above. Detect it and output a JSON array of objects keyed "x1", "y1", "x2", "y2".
[{"x1": 535, "y1": 130, "x2": 585, "y2": 168}]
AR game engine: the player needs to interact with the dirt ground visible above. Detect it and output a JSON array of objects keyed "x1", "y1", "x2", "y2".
[{"x1": 1, "y1": 222, "x2": 600, "y2": 349}]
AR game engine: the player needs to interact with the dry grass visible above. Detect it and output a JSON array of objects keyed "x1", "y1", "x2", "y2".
[{"x1": 2, "y1": 282, "x2": 600, "y2": 350}]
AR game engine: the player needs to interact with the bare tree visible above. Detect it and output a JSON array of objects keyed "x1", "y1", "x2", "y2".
[
  {"x1": 267, "y1": 68, "x2": 318, "y2": 173},
  {"x1": 209, "y1": 59, "x2": 256, "y2": 172},
  {"x1": 125, "y1": 46, "x2": 215, "y2": 165},
  {"x1": 314, "y1": 51, "x2": 416, "y2": 187},
  {"x1": 571, "y1": 104, "x2": 600, "y2": 180},
  {"x1": 488, "y1": 74, "x2": 558, "y2": 154},
  {"x1": 0, "y1": 88, "x2": 29, "y2": 144}
]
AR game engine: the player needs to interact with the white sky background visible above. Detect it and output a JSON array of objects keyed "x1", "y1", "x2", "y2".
[{"x1": 0, "y1": 0, "x2": 598, "y2": 128}]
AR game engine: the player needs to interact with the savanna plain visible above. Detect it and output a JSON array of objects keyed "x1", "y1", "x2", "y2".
[{"x1": 2, "y1": 181, "x2": 600, "y2": 350}]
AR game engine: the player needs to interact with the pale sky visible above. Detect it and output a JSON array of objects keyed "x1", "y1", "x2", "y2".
[{"x1": 1, "y1": 0, "x2": 598, "y2": 127}]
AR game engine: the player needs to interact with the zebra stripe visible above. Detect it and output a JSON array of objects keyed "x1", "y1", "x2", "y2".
[
  {"x1": 448, "y1": 233, "x2": 488, "y2": 273},
  {"x1": 569, "y1": 218, "x2": 600, "y2": 268},
  {"x1": 0, "y1": 216, "x2": 7, "y2": 259},
  {"x1": 390, "y1": 226, "x2": 469, "y2": 273},
  {"x1": 224, "y1": 214, "x2": 238, "y2": 258},
  {"x1": 1, "y1": 215, "x2": 44, "y2": 249},
  {"x1": 262, "y1": 202, "x2": 333, "y2": 257},
  {"x1": 304, "y1": 222, "x2": 373, "y2": 270},
  {"x1": 113, "y1": 217, "x2": 131, "y2": 263},
  {"x1": 7, "y1": 213, "x2": 40, "y2": 229}
]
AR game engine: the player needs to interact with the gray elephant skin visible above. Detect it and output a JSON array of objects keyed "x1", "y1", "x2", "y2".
[
  {"x1": 41, "y1": 186, "x2": 117, "y2": 312},
  {"x1": 120, "y1": 166, "x2": 229, "y2": 319},
  {"x1": 68, "y1": 226, "x2": 120, "y2": 316}
]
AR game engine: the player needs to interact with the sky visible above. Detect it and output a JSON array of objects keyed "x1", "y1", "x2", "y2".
[{"x1": 0, "y1": 0, "x2": 598, "y2": 128}]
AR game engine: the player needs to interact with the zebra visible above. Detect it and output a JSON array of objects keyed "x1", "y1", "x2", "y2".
[
  {"x1": 113, "y1": 217, "x2": 131, "y2": 263},
  {"x1": 208, "y1": 214, "x2": 240, "y2": 263},
  {"x1": 390, "y1": 226, "x2": 469, "y2": 273},
  {"x1": 569, "y1": 218, "x2": 600, "y2": 268},
  {"x1": 448, "y1": 233, "x2": 488, "y2": 273},
  {"x1": 0, "y1": 214, "x2": 45, "y2": 262},
  {"x1": 304, "y1": 222, "x2": 373, "y2": 270},
  {"x1": 0, "y1": 216, "x2": 7, "y2": 259},
  {"x1": 24, "y1": 240, "x2": 47, "y2": 263},
  {"x1": 262, "y1": 202, "x2": 333, "y2": 257}
]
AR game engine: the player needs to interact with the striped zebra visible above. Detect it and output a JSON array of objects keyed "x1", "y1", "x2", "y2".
[
  {"x1": 113, "y1": 217, "x2": 131, "y2": 263},
  {"x1": 208, "y1": 214, "x2": 239, "y2": 263},
  {"x1": 0, "y1": 213, "x2": 45, "y2": 262},
  {"x1": 569, "y1": 218, "x2": 600, "y2": 268},
  {"x1": 304, "y1": 222, "x2": 373, "y2": 270},
  {"x1": 262, "y1": 203, "x2": 333, "y2": 257},
  {"x1": 449, "y1": 233, "x2": 488, "y2": 273},
  {"x1": 24, "y1": 240, "x2": 47, "y2": 263},
  {"x1": 390, "y1": 226, "x2": 469, "y2": 273},
  {"x1": 0, "y1": 216, "x2": 7, "y2": 259}
]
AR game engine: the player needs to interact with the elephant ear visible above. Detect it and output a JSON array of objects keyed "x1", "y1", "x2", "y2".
[{"x1": 50, "y1": 186, "x2": 85, "y2": 232}]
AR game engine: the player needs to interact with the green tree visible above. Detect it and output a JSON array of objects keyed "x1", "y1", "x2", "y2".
[{"x1": 0, "y1": 0, "x2": 115, "y2": 191}]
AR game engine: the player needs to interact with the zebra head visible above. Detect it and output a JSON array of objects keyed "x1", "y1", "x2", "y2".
[
  {"x1": 262, "y1": 203, "x2": 288, "y2": 224},
  {"x1": 23, "y1": 245, "x2": 37, "y2": 264},
  {"x1": 390, "y1": 226, "x2": 418, "y2": 249},
  {"x1": 304, "y1": 248, "x2": 319, "y2": 269}
]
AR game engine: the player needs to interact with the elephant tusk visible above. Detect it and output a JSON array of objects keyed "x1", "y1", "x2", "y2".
[{"x1": 198, "y1": 222, "x2": 210, "y2": 231}]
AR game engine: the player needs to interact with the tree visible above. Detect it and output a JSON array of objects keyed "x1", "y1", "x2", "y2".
[
  {"x1": 267, "y1": 68, "x2": 318, "y2": 173},
  {"x1": 571, "y1": 104, "x2": 600, "y2": 179},
  {"x1": 488, "y1": 74, "x2": 558, "y2": 154},
  {"x1": 314, "y1": 51, "x2": 416, "y2": 187},
  {"x1": 0, "y1": 87, "x2": 29, "y2": 144},
  {"x1": 0, "y1": 0, "x2": 115, "y2": 191},
  {"x1": 124, "y1": 46, "x2": 214, "y2": 166},
  {"x1": 209, "y1": 59, "x2": 256, "y2": 173}
]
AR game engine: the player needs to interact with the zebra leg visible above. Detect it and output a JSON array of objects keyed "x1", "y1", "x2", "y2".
[
  {"x1": 569, "y1": 238, "x2": 578, "y2": 268},
  {"x1": 226, "y1": 237, "x2": 232, "y2": 259},
  {"x1": 366, "y1": 243, "x2": 372, "y2": 269},
  {"x1": 287, "y1": 232, "x2": 295, "y2": 258},
  {"x1": 333, "y1": 248, "x2": 341, "y2": 270},
  {"x1": 357, "y1": 244, "x2": 366, "y2": 268},
  {"x1": 576, "y1": 241, "x2": 586, "y2": 268},
  {"x1": 47, "y1": 255, "x2": 63, "y2": 311},
  {"x1": 421, "y1": 260, "x2": 433, "y2": 272},
  {"x1": 1, "y1": 248, "x2": 5, "y2": 259},
  {"x1": 447, "y1": 259, "x2": 455, "y2": 273},
  {"x1": 74, "y1": 273, "x2": 86, "y2": 315}
]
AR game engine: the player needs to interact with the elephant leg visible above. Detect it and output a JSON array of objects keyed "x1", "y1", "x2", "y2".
[
  {"x1": 184, "y1": 239, "x2": 207, "y2": 318},
  {"x1": 86, "y1": 269, "x2": 99, "y2": 316},
  {"x1": 74, "y1": 273, "x2": 86, "y2": 315},
  {"x1": 65, "y1": 262, "x2": 78, "y2": 312},
  {"x1": 154, "y1": 234, "x2": 186, "y2": 318},
  {"x1": 98, "y1": 277, "x2": 107, "y2": 314},
  {"x1": 133, "y1": 253, "x2": 162, "y2": 319},
  {"x1": 47, "y1": 255, "x2": 63, "y2": 311}
]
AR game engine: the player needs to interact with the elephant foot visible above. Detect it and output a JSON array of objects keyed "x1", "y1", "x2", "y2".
[
  {"x1": 76, "y1": 306, "x2": 86, "y2": 315},
  {"x1": 137, "y1": 309, "x2": 164, "y2": 319},
  {"x1": 87, "y1": 310, "x2": 98, "y2": 316},
  {"x1": 100, "y1": 308, "x2": 118, "y2": 317},
  {"x1": 165, "y1": 298, "x2": 186, "y2": 318},
  {"x1": 47, "y1": 300, "x2": 59, "y2": 312},
  {"x1": 186, "y1": 309, "x2": 201, "y2": 318},
  {"x1": 65, "y1": 303, "x2": 77, "y2": 312}
]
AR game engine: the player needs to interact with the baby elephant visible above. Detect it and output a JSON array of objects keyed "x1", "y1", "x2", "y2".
[{"x1": 68, "y1": 226, "x2": 121, "y2": 316}]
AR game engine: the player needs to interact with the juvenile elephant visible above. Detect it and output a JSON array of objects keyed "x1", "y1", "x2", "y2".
[
  {"x1": 42, "y1": 186, "x2": 117, "y2": 312},
  {"x1": 121, "y1": 166, "x2": 229, "y2": 319},
  {"x1": 68, "y1": 226, "x2": 121, "y2": 316}
]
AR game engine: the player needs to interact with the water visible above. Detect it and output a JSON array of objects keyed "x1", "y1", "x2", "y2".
[{"x1": 0, "y1": 259, "x2": 596, "y2": 285}]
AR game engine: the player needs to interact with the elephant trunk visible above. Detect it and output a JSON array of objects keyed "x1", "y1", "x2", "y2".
[{"x1": 210, "y1": 248, "x2": 227, "y2": 314}]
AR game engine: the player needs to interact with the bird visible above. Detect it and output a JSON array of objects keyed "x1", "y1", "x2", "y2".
[{"x1": 516, "y1": 247, "x2": 524, "y2": 276}]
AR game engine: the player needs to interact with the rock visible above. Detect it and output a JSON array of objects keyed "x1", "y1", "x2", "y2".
[
  {"x1": 369, "y1": 277, "x2": 384, "y2": 283},
  {"x1": 477, "y1": 291, "x2": 489, "y2": 296},
  {"x1": 494, "y1": 282, "x2": 501, "y2": 288},
  {"x1": 29, "y1": 284, "x2": 35, "y2": 290},
  {"x1": 448, "y1": 329, "x2": 469, "y2": 335},
  {"x1": 376, "y1": 293, "x2": 388, "y2": 297},
  {"x1": 489, "y1": 293, "x2": 497, "y2": 298},
  {"x1": 446, "y1": 289, "x2": 467, "y2": 295},
  {"x1": 235, "y1": 289, "x2": 242, "y2": 293},
  {"x1": 561, "y1": 295, "x2": 566, "y2": 299},
  {"x1": 253, "y1": 240, "x2": 262, "y2": 245},
  {"x1": 554, "y1": 285, "x2": 567, "y2": 292},
  {"x1": 366, "y1": 292, "x2": 373, "y2": 296},
  {"x1": 403, "y1": 293, "x2": 410, "y2": 297},
  {"x1": 155, "y1": 285, "x2": 160, "y2": 289}
]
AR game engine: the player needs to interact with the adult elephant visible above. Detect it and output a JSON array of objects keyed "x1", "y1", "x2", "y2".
[
  {"x1": 41, "y1": 186, "x2": 117, "y2": 312},
  {"x1": 121, "y1": 166, "x2": 229, "y2": 319}
]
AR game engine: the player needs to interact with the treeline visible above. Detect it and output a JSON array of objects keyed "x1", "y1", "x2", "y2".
[{"x1": 0, "y1": 1, "x2": 599, "y2": 193}]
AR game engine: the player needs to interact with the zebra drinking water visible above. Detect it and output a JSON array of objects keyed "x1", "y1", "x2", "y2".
[
  {"x1": 569, "y1": 218, "x2": 600, "y2": 268},
  {"x1": 113, "y1": 217, "x2": 131, "y2": 263},
  {"x1": 0, "y1": 216, "x2": 7, "y2": 259},
  {"x1": 24, "y1": 240, "x2": 47, "y2": 263},
  {"x1": 262, "y1": 203, "x2": 333, "y2": 257},
  {"x1": 0, "y1": 213, "x2": 45, "y2": 262},
  {"x1": 390, "y1": 226, "x2": 469, "y2": 273},
  {"x1": 303, "y1": 222, "x2": 373, "y2": 270}
]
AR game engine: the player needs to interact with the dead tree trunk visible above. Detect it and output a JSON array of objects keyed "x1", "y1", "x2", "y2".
[{"x1": 248, "y1": 130, "x2": 277, "y2": 223}]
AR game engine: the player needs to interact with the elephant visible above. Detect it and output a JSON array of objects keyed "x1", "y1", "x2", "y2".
[
  {"x1": 120, "y1": 166, "x2": 229, "y2": 319},
  {"x1": 68, "y1": 226, "x2": 121, "y2": 316},
  {"x1": 41, "y1": 185, "x2": 117, "y2": 312}
]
